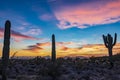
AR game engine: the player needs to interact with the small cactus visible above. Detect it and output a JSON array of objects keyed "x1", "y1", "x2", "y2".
[
  {"x1": 1, "y1": 20, "x2": 11, "y2": 80},
  {"x1": 103, "y1": 33, "x2": 117, "y2": 69},
  {"x1": 51, "y1": 34, "x2": 56, "y2": 62}
]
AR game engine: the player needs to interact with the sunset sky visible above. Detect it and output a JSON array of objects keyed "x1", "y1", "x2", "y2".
[{"x1": 0, "y1": 0, "x2": 120, "y2": 57}]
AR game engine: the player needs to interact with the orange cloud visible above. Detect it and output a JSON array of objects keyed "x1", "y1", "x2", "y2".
[
  {"x1": 23, "y1": 45, "x2": 43, "y2": 53},
  {"x1": 23, "y1": 42, "x2": 51, "y2": 54},
  {"x1": 60, "y1": 46, "x2": 69, "y2": 51},
  {"x1": 13, "y1": 41, "x2": 120, "y2": 57},
  {"x1": 22, "y1": 41, "x2": 74, "y2": 56},
  {"x1": 56, "y1": 43, "x2": 120, "y2": 57},
  {"x1": 53, "y1": 0, "x2": 120, "y2": 29}
]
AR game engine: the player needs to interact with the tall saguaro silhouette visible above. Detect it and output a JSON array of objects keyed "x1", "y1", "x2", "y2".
[
  {"x1": 103, "y1": 33, "x2": 117, "y2": 69},
  {"x1": 2, "y1": 20, "x2": 11, "y2": 80},
  {"x1": 51, "y1": 34, "x2": 56, "y2": 62}
]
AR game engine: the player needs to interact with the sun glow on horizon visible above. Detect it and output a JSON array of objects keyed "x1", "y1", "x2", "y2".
[{"x1": 1, "y1": 41, "x2": 120, "y2": 58}]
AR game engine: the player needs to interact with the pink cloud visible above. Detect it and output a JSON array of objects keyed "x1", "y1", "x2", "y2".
[
  {"x1": 60, "y1": 46, "x2": 69, "y2": 51},
  {"x1": 35, "y1": 42, "x2": 73, "y2": 47},
  {"x1": 37, "y1": 42, "x2": 51, "y2": 46},
  {"x1": 0, "y1": 28, "x2": 39, "y2": 42},
  {"x1": 53, "y1": 0, "x2": 120, "y2": 29},
  {"x1": 0, "y1": 28, "x2": 4, "y2": 38}
]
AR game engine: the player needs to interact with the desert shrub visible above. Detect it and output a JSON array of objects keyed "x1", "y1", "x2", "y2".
[{"x1": 38, "y1": 62, "x2": 61, "y2": 79}]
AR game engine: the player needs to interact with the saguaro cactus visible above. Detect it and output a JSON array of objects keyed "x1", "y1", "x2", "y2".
[
  {"x1": 2, "y1": 20, "x2": 11, "y2": 80},
  {"x1": 103, "y1": 33, "x2": 117, "y2": 69},
  {"x1": 51, "y1": 34, "x2": 56, "y2": 62}
]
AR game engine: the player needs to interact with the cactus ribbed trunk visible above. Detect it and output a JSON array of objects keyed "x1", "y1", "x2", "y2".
[
  {"x1": 108, "y1": 48, "x2": 112, "y2": 57},
  {"x1": 108, "y1": 48, "x2": 113, "y2": 68},
  {"x1": 2, "y1": 20, "x2": 11, "y2": 80},
  {"x1": 51, "y1": 34, "x2": 56, "y2": 62}
]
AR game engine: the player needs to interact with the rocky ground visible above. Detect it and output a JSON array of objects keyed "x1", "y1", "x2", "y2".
[{"x1": 0, "y1": 54, "x2": 120, "y2": 80}]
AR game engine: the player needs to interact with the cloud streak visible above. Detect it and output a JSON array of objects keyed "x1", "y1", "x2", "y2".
[
  {"x1": 23, "y1": 45, "x2": 43, "y2": 53},
  {"x1": 23, "y1": 41, "x2": 120, "y2": 57},
  {"x1": 23, "y1": 41, "x2": 73, "y2": 53},
  {"x1": 0, "y1": 28, "x2": 39, "y2": 42},
  {"x1": 51, "y1": 0, "x2": 120, "y2": 29}
]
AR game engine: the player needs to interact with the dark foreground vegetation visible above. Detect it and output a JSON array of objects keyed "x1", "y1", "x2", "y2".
[{"x1": 0, "y1": 54, "x2": 120, "y2": 80}]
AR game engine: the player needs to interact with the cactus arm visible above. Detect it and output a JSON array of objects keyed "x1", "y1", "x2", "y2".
[
  {"x1": 112, "y1": 33, "x2": 117, "y2": 46},
  {"x1": 103, "y1": 35, "x2": 108, "y2": 48}
]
